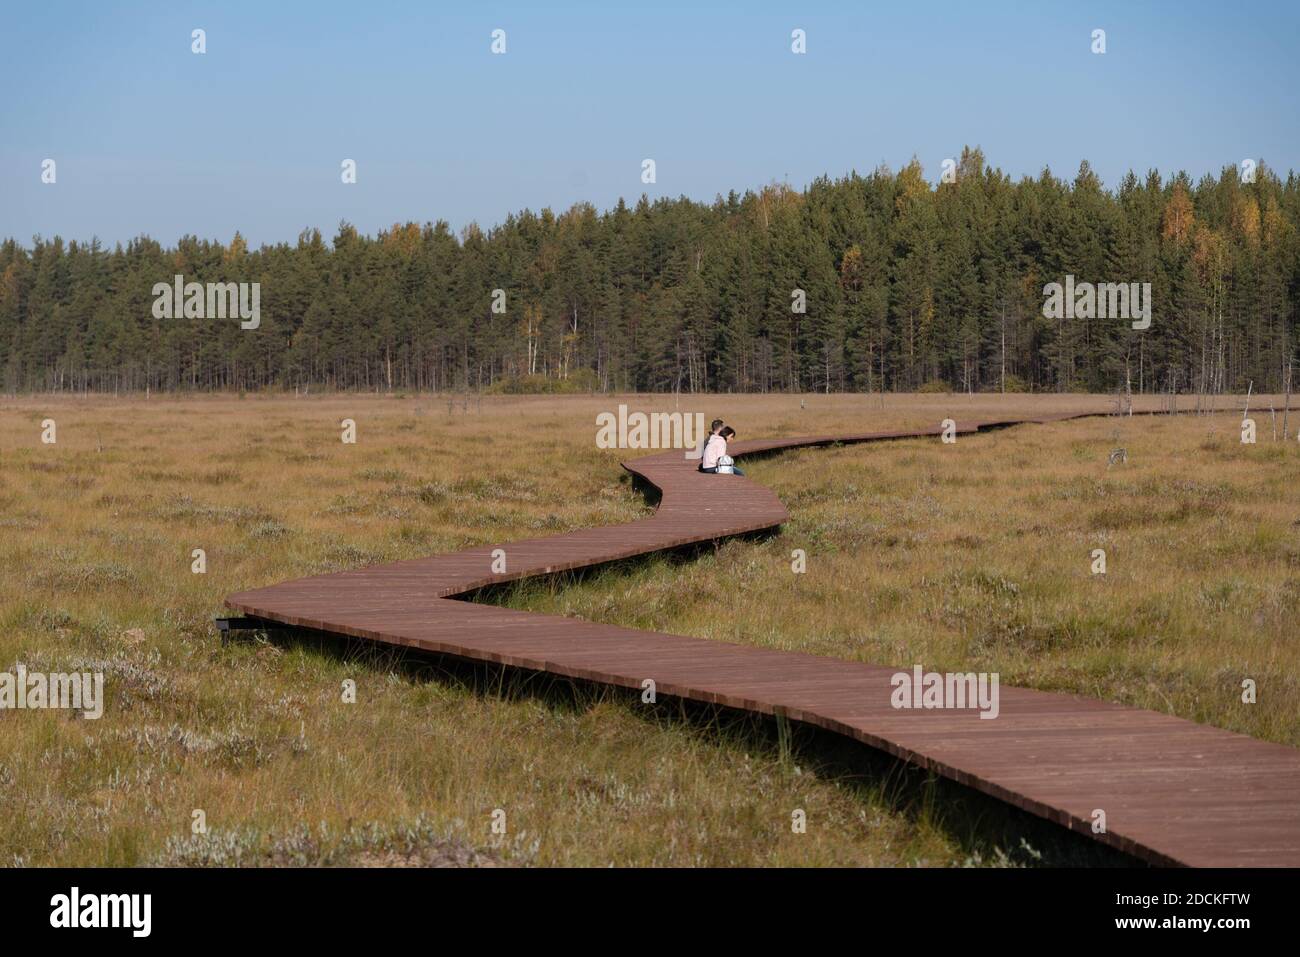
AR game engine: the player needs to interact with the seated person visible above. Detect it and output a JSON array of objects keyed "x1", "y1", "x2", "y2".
[
  {"x1": 698, "y1": 425, "x2": 725, "y2": 472},
  {"x1": 700, "y1": 425, "x2": 745, "y2": 476},
  {"x1": 692, "y1": 418, "x2": 723, "y2": 466}
]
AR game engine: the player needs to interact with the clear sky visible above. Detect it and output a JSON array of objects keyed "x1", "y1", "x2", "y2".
[{"x1": 2, "y1": 0, "x2": 1296, "y2": 248}]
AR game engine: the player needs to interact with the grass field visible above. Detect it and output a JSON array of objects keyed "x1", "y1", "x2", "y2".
[{"x1": 1, "y1": 392, "x2": 1297, "y2": 866}]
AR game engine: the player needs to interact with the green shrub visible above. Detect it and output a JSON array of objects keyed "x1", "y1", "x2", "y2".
[{"x1": 486, "y1": 369, "x2": 600, "y2": 394}]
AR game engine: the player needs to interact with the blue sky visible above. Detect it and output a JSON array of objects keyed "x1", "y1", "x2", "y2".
[{"x1": 2, "y1": 0, "x2": 1296, "y2": 248}]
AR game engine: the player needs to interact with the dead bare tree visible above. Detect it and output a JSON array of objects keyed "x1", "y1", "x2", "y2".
[{"x1": 1283, "y1": 360, "x2": 1293, "y2": 443}]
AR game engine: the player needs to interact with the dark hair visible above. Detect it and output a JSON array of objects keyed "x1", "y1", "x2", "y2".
[
  {"x1": 720, "y1": 426, "x2": 736, "y2": 439},
  {"x1": 710, "y1": 419, "x2": 724, "y2": 432}
]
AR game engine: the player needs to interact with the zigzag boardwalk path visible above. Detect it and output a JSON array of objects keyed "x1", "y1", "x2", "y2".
[{"x1": 226, "y1": 409, "x2": 1300, "y2": 867}]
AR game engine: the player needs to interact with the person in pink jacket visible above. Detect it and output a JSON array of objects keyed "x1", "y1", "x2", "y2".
[{"x1": 699, "y1": 425, "x2": 744, "y2": 476}]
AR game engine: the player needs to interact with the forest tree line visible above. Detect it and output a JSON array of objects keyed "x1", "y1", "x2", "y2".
[{"x1": 2, "y1": 147, "x2": 1297, "y2": 395}]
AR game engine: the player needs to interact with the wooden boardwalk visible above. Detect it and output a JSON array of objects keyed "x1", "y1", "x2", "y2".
[{"x1": 226, "y1": 409, "x2": 1300, "y2": 867}]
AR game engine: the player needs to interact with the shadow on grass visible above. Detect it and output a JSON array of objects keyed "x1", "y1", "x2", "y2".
[{"x1": 225, "y1": 619, "x2": 1141, "y2": 868}]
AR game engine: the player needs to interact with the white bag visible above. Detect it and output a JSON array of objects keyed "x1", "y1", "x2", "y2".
[{"x1": 717, "y1": 455, "x2": 735, "y2": 474}]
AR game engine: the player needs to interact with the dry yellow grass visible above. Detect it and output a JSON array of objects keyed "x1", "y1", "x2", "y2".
[{"x1": 1, "y1": 392, "x2": 1296, "y2": 866}]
